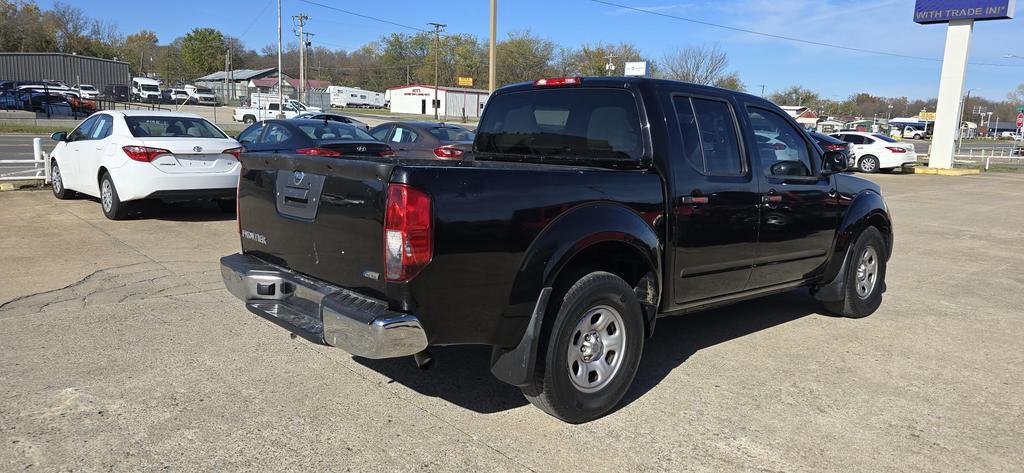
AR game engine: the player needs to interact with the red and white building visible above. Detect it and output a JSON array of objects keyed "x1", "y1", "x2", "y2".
[{"x1": 385, "y1": 84, "x2": 489, "y2": 119}]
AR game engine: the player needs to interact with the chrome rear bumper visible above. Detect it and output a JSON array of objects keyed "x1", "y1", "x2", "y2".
[{"x1": 220, "y1": 253, "x2": 427, "y2": 359}]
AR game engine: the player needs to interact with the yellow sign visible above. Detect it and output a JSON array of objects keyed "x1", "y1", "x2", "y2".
[
  {"x1": 456, "y1": 76, "x2": 474, "y2": 87},
  {"x1": 918, "y1": 111, "x2": 936, "y2": 121}
]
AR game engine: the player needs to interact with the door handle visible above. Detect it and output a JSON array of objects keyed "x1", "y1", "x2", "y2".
[{"x1": 762, "y1": 189, "x2": 782, "y2": 204}]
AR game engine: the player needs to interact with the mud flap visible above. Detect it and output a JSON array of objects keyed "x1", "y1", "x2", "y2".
[{"x1": 489, "y1": 287, "x2": 551, "y2": 387}]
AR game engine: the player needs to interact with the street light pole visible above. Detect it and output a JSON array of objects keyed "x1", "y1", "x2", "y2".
[
  {"x1": 428, "y1": 22, "x2": 446, "y2": 120},
  {"x1": 276, "y1": 0, "x2": 283, "y2": 117}
]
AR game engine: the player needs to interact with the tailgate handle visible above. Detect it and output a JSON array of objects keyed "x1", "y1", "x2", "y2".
[{"x1": 282, "y1": 186, "x2": 310, "y2": 204}]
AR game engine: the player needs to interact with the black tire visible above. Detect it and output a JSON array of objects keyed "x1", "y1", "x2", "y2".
[
  {"x1": 215, "y1": 198, "x2": 236, "y2": 213},
  {"x1": 50, "y1": 160, "x2": 75, "y2": 199},
  {"x1": 243, "y1": 115, "x2": 256, "y2": 124},
  {"x1": 521, "y1": 271, "x2": 645, "y2": 424},
  {"x1": 99, "y1": 172, "x2": 130, "y2": 220},
  {"x1": 824, "y1": 227, "x2": 887, "y2": 318},
  {"x1": 858, "y1": 155, "x2": 880, "y2": 173}
]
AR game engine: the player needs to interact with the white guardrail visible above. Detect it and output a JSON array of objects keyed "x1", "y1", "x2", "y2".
[{"x1": 0, "y1": 138, "x2": 50, "y2": 183}]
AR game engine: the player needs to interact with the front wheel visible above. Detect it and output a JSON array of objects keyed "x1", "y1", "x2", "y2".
[
  {"x1": 521, "y1": 271, "x2": 644, "y2": 424},
  {"x1": 824, "y1": 227, "x2": 887, "y2": 318},
  {"x1": 51, "y1": 161, "x2": 75, "y2": 199},
  {"x1": 858, "y1": 155, "x2": 879, "y2": 173},
  {"x1": 99, "y1": 172, "x2": 130, "y2": 220}
]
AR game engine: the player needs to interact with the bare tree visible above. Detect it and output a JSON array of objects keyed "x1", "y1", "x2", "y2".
[{"x1": 660, "y1": 44, "x2": 731, "y2": 86}]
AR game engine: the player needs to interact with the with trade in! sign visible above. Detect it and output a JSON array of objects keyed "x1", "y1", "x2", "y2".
[{"x1": 913, "y1": 0, "x2": 1016, "y2": 24}]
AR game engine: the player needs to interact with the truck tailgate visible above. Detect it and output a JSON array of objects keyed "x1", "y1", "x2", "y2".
[{"x1": 237, "y1": 153, "x2": 396, "y2": 298}]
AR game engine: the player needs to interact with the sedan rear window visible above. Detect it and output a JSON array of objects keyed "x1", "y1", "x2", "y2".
[
  {"x1": 476, "y1": 88, "x2": 643, "y2": 162},
  {"x1": 428, "y1": 126, "x2": 475, "y2": 142},
  {"x1": 872, "y1": 133, "x2": 899, "y2": 143},
  {"x1": 296, "y1": 122, "x2": 375, "y2": 141},
  {"x1": 125, "y1": 116, "x2": 227, "y2": 138}
]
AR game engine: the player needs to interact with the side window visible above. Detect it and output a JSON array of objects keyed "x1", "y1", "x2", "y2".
[
  {"x1": 692, "y1": 98, "x2": 743, "y2": 175},
  {"x1": 90, "y1": 115, "x2": 113, "y2": 139},
  {"x1": 390, "y1": 126, "x2": 421, "y2": 144},
  {"x1": 68, "y1": 115, "x2": 99, "y2": 142},
  {"x1": 268, "y1": 103, "x2": 279, "y2": 111},
  {"x1": 746, "y1": 108, "x2": 813, "y2": 177},
  {"x1": 861, "y1": 136, "x2": 876, "y2": 145},
  {"x1": 237, "y1": 123, "x2": 264, "y2": 144},
  {"x1": 370, "y1": 126, "x2": 391, "y2": 141},
  {"x1": 261, "y1": 124, "x2": 293, "y2": 144}
]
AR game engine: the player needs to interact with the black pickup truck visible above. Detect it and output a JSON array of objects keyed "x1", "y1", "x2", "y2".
[{"x1": 221, "y1": 77, "x2": 892, "y2": 423}]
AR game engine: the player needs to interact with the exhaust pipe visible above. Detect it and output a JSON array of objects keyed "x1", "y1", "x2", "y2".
[{"x1": 413, "y1": 349, "x2": 434, "y2": 370}]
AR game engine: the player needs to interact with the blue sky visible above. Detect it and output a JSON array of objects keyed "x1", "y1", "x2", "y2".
[{"x1": 38, "y1": 0, "x2": 1024, "y2": 101}]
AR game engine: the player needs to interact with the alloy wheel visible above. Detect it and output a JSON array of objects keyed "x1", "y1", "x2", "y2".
[{"x1": 101, "y1": 179, "x2": 113, "y2": 213}]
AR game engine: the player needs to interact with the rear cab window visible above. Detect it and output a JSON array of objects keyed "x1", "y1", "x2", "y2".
[
  {"x1": 475, "y1": 88, "x2": 644, "y2": 165},
  {"x1": 672, "y1": 95, "x2": 745, "y2": 176}
]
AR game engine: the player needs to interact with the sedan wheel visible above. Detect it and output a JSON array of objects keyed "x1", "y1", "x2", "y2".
[
  {"x1": 859, "y1": 155, "x2": 879, "y2": 173},
  {"x1": 51, "y1": 162, "x2": 74, "y2": 200},
  {"x1": 99, "y1": 173, "x2": 130, "y2": 220}
]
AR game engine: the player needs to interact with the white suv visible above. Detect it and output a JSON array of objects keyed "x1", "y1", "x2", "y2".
[{"x1": 831, "y1": 131, "x2": 917, "y2": 173}]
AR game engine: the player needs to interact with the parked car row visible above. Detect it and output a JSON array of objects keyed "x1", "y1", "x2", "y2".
[
  {"x1": 47, "y1": 109, "x2": 475, "y2": 220},
  {"x1": 0, "y1": 80, "x2": 99, "y2": 116}
]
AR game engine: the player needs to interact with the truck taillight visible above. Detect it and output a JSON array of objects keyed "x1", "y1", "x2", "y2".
[
  {"x1": 433, "y1": 145, "x2": 464, "y2": 159},
  {"x1": 384, "y1": 184, "x2": 432, "y2": 282}
]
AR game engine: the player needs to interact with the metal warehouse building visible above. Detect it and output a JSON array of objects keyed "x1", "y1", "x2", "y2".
[
  {"x1": 0, "y1": 52, "x2": 130, "y2": 88},
  {"x1": 386, "y1": 84, "x2": 489, "y2": 119}
]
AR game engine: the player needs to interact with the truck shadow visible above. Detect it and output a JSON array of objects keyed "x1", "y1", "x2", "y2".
[{"x1": 354, "y1": 290, "x2": 823, "y2": 415}]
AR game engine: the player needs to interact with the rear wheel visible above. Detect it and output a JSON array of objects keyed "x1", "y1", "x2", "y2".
[
  {"x1": 858, "y1": 155, "x2": 879, "y2": 173},
  {"x1": 99, "y1": 172, "x2": 130, "y2": 220},
  {"x1": 824, "y1": 227, "x2": 887, "y2": 318},
  {"x1": 521, "y1": 271, "x2": 644, "y2": 424},
  {"x1": 243, "y1": 115, "x2": 255, "y2": 124},
  {"x1": 51, "y1": 161, "x2": 75, "y2": 199}
]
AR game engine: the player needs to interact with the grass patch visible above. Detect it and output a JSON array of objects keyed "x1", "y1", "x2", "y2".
[{"x1": 0, "y1": 123, "x2": 70, "y2": 135}]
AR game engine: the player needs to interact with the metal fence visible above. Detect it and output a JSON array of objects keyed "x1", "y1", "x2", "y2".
[{"x1": 0, "y1": 138, "x2": 49, "y2": 183}]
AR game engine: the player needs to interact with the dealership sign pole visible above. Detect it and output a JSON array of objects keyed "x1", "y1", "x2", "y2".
[{"x1": 915, "y1": 0, "x2": 1016, "y2": 169}]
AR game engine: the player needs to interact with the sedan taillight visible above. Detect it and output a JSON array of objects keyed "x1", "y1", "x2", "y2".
[
  {"x1": 433, "y1": 145, "x2": 465, "y2": 159},
  {"x1": 122, "y1": 145, "x2": 171, "y2": 162},
  {"x1": 885, "y1": 146, "x2": 907, "y2": 153},
  {"x1": 295, "y1": 147, "x2": 342, "y2": 156},
  {"x1": 223, "y1": 147, "x2": 243, "y2": 160}
]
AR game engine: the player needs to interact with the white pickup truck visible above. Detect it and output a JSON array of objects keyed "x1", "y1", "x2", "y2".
[{"x1": 233, "y1": 102, "x2": 301, "y2": 124}]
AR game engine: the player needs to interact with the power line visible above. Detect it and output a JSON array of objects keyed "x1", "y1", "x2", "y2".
[
  {"x1": 237, "y1": 0, "x2": 274, "y2": 40},
  {"x1": 589, "y1": 0, "x2": 1024, "y2": 68},
  {"x1": 296, "y1": 0, "x2": 428, "y2": 32}
]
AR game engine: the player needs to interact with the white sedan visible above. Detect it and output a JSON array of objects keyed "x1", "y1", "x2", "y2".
[
  {"x1": 830, "y1": 131, "x2": 917, "y2": 173},
  {"x1": 49, "y1": 110, "x2": 241, "y2": 219}
]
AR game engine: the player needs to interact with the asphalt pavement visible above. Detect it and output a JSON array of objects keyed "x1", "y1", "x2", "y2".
[{"x1": 1, "y1": 173, "x2": 1022, "y2": 471}]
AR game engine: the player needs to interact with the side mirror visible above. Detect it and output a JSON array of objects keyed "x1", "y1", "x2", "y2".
[
  {"x1": 821, "y1": 150, "x2": 849, "y2": 175},
  {"x1": 50, "y1": 131, "x2": 67, "y2": 142},
  {"x1": 770, "y1": 160, "x2": 811, "y2": 177}
]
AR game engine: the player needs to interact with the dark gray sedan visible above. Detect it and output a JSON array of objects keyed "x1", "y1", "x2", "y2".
[{"x1": 368, "y1": 121, "x2": 475, "y2": 159}]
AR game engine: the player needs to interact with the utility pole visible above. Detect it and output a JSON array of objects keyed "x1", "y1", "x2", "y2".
[
  {"x1": 604, "y1": 54, "x2": 617, "y2": 76},
  {"x1": 488, "y1": 0, "x2": 497, "y2": 93},
  {"x1": 406, "y1": 64, "x2": 411, "y2": 86},
  {"x1": 293, "y1": 13, "x2": 309, "y2": 103},
  {"x1": 428, "y1": 22, "x2": 446, "y2": 120},
  {"x1": 759, "y1": 84, "x2": 766, "y2": 97},
  {"x1": 224, "y1": 48, "x2": 230, "y2": 104},
  {"x1": 276, "y1": 0, "x2": 283, "y2": 117}
]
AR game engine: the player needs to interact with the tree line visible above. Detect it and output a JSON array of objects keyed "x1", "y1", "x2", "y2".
[{"x1": 2, "y1": 0, "x2": 1020, "y2": 120}]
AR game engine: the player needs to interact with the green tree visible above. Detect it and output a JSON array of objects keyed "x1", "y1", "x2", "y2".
[
  {"x1": 768, "y1": 85, "x2": 820, "y2": 108},
  {"x1": 180, "y1": 27, "x2": 226, "y2": 77},
  {"x1": 495, "y1": 30, "x2": 555, "y2": 86},
  {"x1": 122, "y1": 30, "x2": 158, "y2": 75}
]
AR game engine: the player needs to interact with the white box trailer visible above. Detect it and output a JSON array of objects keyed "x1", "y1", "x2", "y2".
[
  {"x1": 386, "y1": 84, "x2": 489, "y2": 119},
  {"x1": 327, "y1": 86, "x2": 385, "y2": 109}
]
